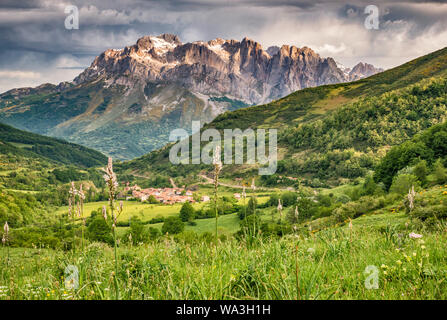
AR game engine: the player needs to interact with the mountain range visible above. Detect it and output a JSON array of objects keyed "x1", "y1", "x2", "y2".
[
  {"x1": 0, "y1": 34, "x2": 382, "y2": 159},
  {"x1": 122, "y1": 46, "x2": 447, "y2": 186}
]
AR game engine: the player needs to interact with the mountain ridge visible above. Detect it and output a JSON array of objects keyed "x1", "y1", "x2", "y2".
[
  {"x1": 72, "y1": 33, "x2": 383, "y2": 104},
  {"x1": 0, "y1": 34, "x2": 383, "y2": 160}
]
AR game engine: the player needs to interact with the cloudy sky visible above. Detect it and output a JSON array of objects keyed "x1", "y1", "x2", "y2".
[{"x1": 0, "y1": 0, "x2": 447, "y2": 93}]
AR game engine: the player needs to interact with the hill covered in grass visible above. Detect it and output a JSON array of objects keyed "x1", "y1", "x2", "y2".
[
  {"x1": 0, "y1": 123, "x2": 109, "y2": 228},
  {"x1": 120, "y1": 46, "x2": 447, "y2": 186},
  {"x1": 0, "y1": 123, "x2": 107, "y2": 168}
]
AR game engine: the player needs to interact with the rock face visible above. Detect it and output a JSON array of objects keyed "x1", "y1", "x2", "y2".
[
  {"x1": 336, "y1": 61, "x2": 384, "y2": 81},
  {"x1": 74, "y1": 34, "x2": 379, "y2": 104},
  {"x1": 348, "y1": 62, "x2": 384, "y2": 81},
  {"x1": 0, "y1": 34, "x2": 383, "y2": 159}
]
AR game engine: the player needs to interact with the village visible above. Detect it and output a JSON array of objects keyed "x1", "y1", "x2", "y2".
[
  {"x1": 124, "y1": 184, "x2": 196, "y2": 205},
  {"x1": 123, "y1": 184, "x2": 241, "y2": 205}
]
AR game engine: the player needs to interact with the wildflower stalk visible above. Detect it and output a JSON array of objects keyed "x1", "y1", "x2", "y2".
[
  {"x1": 212, "y1": 146, "x2": 222, "y2": 245},
  {"x1": 102, "y1": 157, "x2": 122, "y2": 300},
  {"x1": 278, "y1": 199, "x2": 283, "y2": 236},
  {"x1": 408, "y1": 185, "x2": 416, "y2": 212},
  {"x1": 2, "y1": 222, "x2": 9, "y2": 266},
  {"x1": 68, "y1": 182, "x2": 77, "y2": 252},
  {"x1": 211, "y1": 146, "x2": 224, "y2": 297},
  {"x1": 112, "y1": 204, "x2": 118, "y2": 299},
  {"x1": 242, "y1": 186, "x2": 247, "y2": 240},
  {"x1": 251, "y1": 178, "x2": 257, "y2": 239},
  {"x1": 78, "y1": 184, "x2": 85, "y2": 251},
  {"x1": 294, "y1": 243, "x2": 301, "y2": 300},
  {"x1": 242, "y1": 186, "x2": 247, "y2": 221},
  {"x1": 294, "y1": 206, "x2": 299, "y2": 234}
]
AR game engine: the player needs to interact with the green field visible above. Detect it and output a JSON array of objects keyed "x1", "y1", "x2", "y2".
[
  {"x1": 52, "y1": 196, "x2": 270, "y2": 236},
  {"x1": 1, "y1": 208, "x2": 446, "y2": 300},
  {"x1": 53, "y1": 201, "x2": 199, "y2": 223}
]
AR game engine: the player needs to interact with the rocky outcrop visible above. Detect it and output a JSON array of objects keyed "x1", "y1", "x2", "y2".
[
  {"x1": 348, "y1": 62, "x2": 384, "y2": 81},
  {"x1": 73, "y1": 34, "x2": 382, "y2": 105}
]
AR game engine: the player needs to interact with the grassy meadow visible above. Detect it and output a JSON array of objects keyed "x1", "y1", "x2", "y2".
[
  {"x1": 2, "y1": 150, "x2": 447, "y2": 300},
  {"x1": 50, "y1": 196, "x2": 269, "y2": 235},
  {"x1": 1, "y1": 209, "x2": 446, "y2": 300},
  {"x1": 1, "y1": 181, "x2": 447, "y2": 300}
]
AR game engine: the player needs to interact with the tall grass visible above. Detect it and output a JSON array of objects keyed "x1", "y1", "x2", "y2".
[{"x1": 1, "y1": 223, "x2": 446, "y2": 300}]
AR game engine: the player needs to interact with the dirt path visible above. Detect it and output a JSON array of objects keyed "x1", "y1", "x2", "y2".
[
  {"x1": 131, "y1": 172, "x2": 150, "y2": 180},
  {"x1": 129, "y1": 172, "x2": 293, "y2": 192},
  {"x1": 169, "y1": 178, "x2": 177, "y2": 188},
  {"x1": 197, "y1": 174, "x2": 293, "y2": 192}
]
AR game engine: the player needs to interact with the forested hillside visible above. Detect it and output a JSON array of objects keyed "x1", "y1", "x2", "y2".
[
  {"x1": 374, "y1": 120, "x2": 447, "y2": 189},
  {"x1": 0, "y1": 123, "x2": 107, "y2": 167},
  {"x1": 277, "y1": 77, "x2": 447, "y2": 182}
]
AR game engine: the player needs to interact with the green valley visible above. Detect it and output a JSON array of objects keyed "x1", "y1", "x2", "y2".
[{"x1": 1, "y1": 45, "x2": 447, "y2": 301}]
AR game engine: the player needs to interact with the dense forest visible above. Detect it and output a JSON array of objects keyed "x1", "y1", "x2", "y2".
[
  {"x1": 374, "y1": 120, "x2": 447, "y2": 189},
  {"x1": 278, "y1": 77, "x2": 447, "y2": 181}
]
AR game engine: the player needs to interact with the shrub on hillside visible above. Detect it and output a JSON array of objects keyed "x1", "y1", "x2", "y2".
[
  {"x1": 148, "y1": 215, "x2": 165, "y2": 224},
  {"x1": 296, "y1": 196, "x2": 318, "y2": 221},
  {"x1": 259, "y1": 222, "x2": 282, "y2": 238},
  {"x1": 148, "y1": 226, "x2": 161, "y2": 240},
  {"x1": 179, "y1": 202, "x2": 195, "y2": 222},
  {"x1": 124, "y1": 217, "x2": 149, "y2": 244},
  {"x1": 86, "y1": 216, "x2": 113, "y2": 245},
  {"x1": 8, "y1": 227, "x2": 62, "y2": 249},
  {"x1": 173, "y1": 230, "x2": 200, "y2": 244},
  {"x1": 332, "y1": 195, "x2": 386, "y2": 223},
  {"x1": 389, "y1": 174, "x2": 420, "y2": 195},
  {"x1": 280, "y1": 191, "x2": 298, "y2": 207},
  {"x1": 413, "y1": 160, "x2": 429, "y2": 186},
  {"x1": 433, "y1": 159, "x2": 447, "y2": 184},
  {"x1": 147, "y1": 195, "x2": 159, "y2": 204},
  {"x1": 266, "y1": 193, "x2": 280, "y2": 207},
  {"x1": 411, "y1": 205, "x2": 447, "y2": 229},
  {"x1": 335, "y1": 194, "x2": 351, "y2": 204},
  {"x1": 161, "y1": 216, "x2": 184, "y2": 235}
]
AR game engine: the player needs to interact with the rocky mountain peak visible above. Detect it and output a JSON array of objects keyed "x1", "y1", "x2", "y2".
[
  {"x1": 6, "y1": 34, "x2": 384, "y2": 159},
  {"x1": 73, "y1": 34, "x2": 383, "y2": 104},
  {"x1": 266, "y1": 46, "x2": 280, "y2": 56},
  {"x1": 349, "y1": 62, "x2": 384, "y2": 81}
]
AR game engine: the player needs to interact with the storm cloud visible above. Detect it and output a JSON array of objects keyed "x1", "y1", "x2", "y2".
[{"x1": 1, "y1": 0, "x2": 447, "y2": 93}]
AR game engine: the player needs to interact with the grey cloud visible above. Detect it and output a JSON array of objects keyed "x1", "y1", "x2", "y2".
[
  {"x1": 0, "y1": 0, "x2": 44, "y2": 9},
  {"x1": 1, "y1": 0, "x2": 447, "y2": 93}
]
